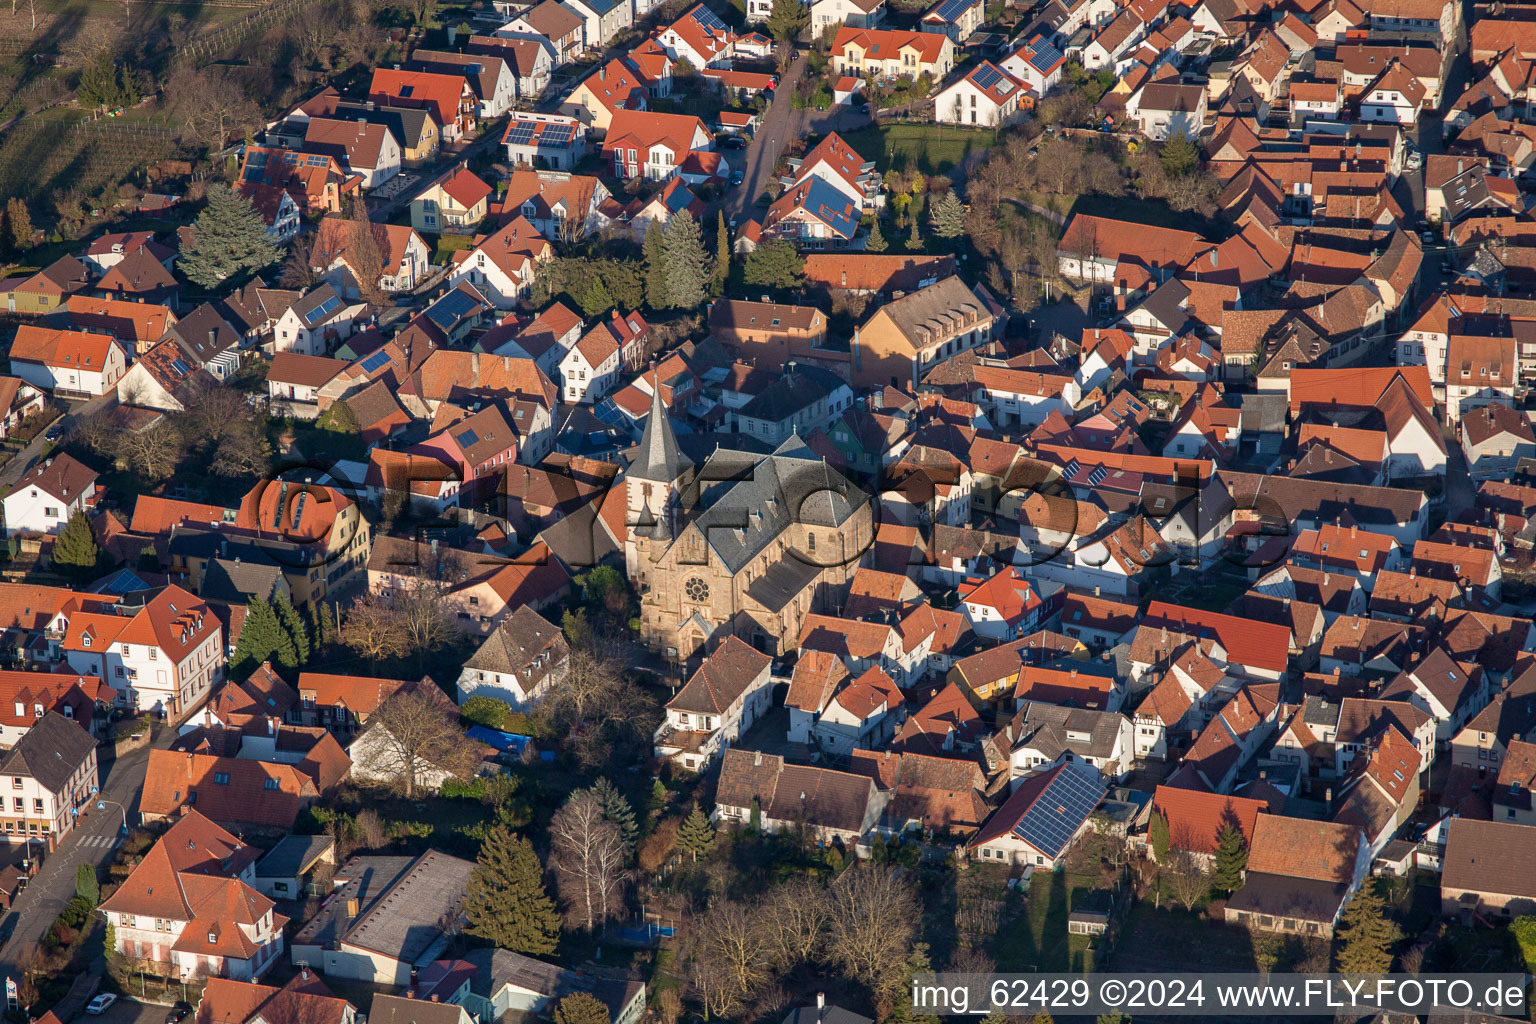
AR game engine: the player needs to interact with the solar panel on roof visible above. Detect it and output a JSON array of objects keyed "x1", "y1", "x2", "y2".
[
  {"x1": 171, "y1": 359, "x2": 191, "y2": 375},
  {"x1": 307, "y1": 296, "x2": 342, "y2": 324},
  {"x1": 930, "y1": 0, "x2": 973, "y2": 23},
  {"x1": 543, "y1": 124, "x2": 574, "y2": 145},
  {"x1": 971, "y1": 63, "x2": 1005, "y2": 91},
  {"x1": 692, "y1": 5, "x2": 727, "y2": 31},
  {"x1": 456, "y1": 428, "x2": 481, "y2": 449},
  {"x1": 1027, "y1": 39, "x2": 1064, "y2": 74},
  {"x1": 1011, "y1": 763, "x2": 1107, "y2": 858},
  {"x1": 359, "y1": 350, "x2": 392, "y2": 373},
  {"x1": 1062, "y1": 457, "x2": 1080, "y2": 479},
  {"x1": 1087, "y1": 464, "x2": 1108, "y2": 486}
]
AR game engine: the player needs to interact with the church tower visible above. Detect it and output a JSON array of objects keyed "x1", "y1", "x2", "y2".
[{"x1": 626, "y1": 379, "x2": 692, "y2": 577}]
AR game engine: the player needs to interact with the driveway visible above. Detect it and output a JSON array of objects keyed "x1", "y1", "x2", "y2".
[
  {"x1": 0, "y1": 392, "x2": 116, "y2": 496},
  {"x1": 0, "y1": 730, "x2": 158, "y2": 979}
]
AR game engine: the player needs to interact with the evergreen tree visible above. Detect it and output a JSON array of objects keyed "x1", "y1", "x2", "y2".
[
  {"x1": 642, "y1": 219, "x2": 669, "y2": 310},
  {"x1": 553, "y1": 993, "x2": 611, "y2": 1024},
  {"x1": 647, "y1": 778, "x2": 667, "y2": 818},
  {"x1": 232, "y1": 596, "x2": 292, "y2": 677},
  {"x1": 274, "y1": 593, "x2": 311, "y2": 667},
  {"x1": 592, "y1": 778, "x2": 639, "y2": 856},
  {"x1": 1212, "y1": 820, "x2": 1248, "y2": 894},
  {"x1": 307, "y1": 599, "x2": 333, "y2": 647},
  {"x1": 578, "y1": 276, "x2": 614, "y2": 317},
  {"x1": 1095, "y1": 1015, "x2": 1128, "y2": 1024},
  {"x1": 741, "y1": 238, "x2": 804, "y2": 290},
  {"x1": 1149, "y1": 810, "x2": 1171, "y2": 861},
  {"x1": 74, "y1": 864, "x2": 99, "y2": 906},
  {"x1": 677, "y1": 807, "x2": 714, "y2": 861},
  {"x1": 865, "y1": 216, "x2": 888, "y2": 252},
  {"x1": 1160, "y1": 132, "x2": 1198, "y2": 178},
  {"x1": 905, "y1": 214, "x2": 923, "y2": 251},
  {"x1": 929, "y1": 191, "x2": 966, "y2": 239},
  {"x1": 661, "y1": 210, "x2": 710, "y2": 309},
  {"x1": 1334, "y1": 884, "x2": 1401, "y2": 973},
  {"x1": 52, "y1": 511, "x2": 100, "y2": 578},
  {"x1": 464, "y1": 826, "x2": 562, "y2": 954},
  {"x1": 766, "y1": 0, "x2": 808, "y2": 44},
  {"x1": 179, "y1": 183, "x2": 281, "y2": 289},
  {"x1": 714, "y1": 211, "x2": 731, "y2": 284},
  {"x1": 5, "y1": 198, "x2": 32, "y2": 254}
]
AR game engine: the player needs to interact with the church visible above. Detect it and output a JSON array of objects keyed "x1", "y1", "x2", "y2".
[{"x1": 626, "y1": 385, "x2": 874, "y2": 663}]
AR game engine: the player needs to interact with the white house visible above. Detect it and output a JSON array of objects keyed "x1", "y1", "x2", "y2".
[
  {"x1": 935, "y1": 62, "x2": 1028, "y2": 126},
  {"x1": 958, "y1": 567, "x2": 1044, "y2": 640},
  {"x1": 455, "y1": 606, "x2": 570, "y2": 711},
  {"x1": 1360, "y1": 63, "x2": 1426, "y2": 125},
  {"x1": 1000, "y1": 35, "x2": 1067, "y2": 95},
  {"x1": 8, "y1": 326, "x2": 126, "y2": 398},
  {"x1": 811, "y1": 0, "x2": 885, "y2": 34},
  {"x1": 447, "y1": 220, "x2": 550, "y2": 309},
  {"x1": 653, "y1": 637, "x2": 773, "y2": 771},
  {"x1": 968, "y1": 759, "x2": 1107, "y2": 869},
  {"x1": 1126, "y1": 81, "x2": 1207, "y2": 140},
  {"x1": 814, "y1": 666, "x2": 905, "y2": 758},
  {"x1": 0, "y1": 711, "x2": 98, "y2": 850},
  {"x1": 558, "y1": 319, "x2": 624, "y2": 404},
  {"x1": 2, "y1": 453, "x2": 98, "y2": 537},
  {"x1": 1009, "y1": 703, "x2": 1135, "y2": 781},
  {"x1": 58, "y1": 584, "x2": 224, "y2": 720},
  {"x1": 271, "y1": 284, "x2": 363, "y2": 357}
]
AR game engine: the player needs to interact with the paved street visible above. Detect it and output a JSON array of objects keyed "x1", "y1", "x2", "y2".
[
  {"x1": 0, "y1": 732, "x2": 155, "y2": 978},
  {"x1": 0, "y1": 392, "x2": 116, "y2": 496},
  {"x1": 726, "y1": 52, "x2": 809, "y2": 221}
]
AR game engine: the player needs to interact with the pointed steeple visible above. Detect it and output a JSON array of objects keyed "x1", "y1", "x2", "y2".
[{"x1": 631, "y1": 373, "x2": 691, "y2": 485}]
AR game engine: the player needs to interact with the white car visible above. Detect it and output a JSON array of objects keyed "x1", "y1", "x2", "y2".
[{"x1": 87, "y1": 995, "x2": 118, "y2": 1015}]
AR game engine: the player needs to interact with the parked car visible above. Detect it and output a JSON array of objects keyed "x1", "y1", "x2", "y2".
[
  {"x1": 167, "y1": 1002, "x2": 193, "y2": 1023},
  {"x1": 88, "y1": 995, "x2": 118, "y2": 1015},
  {"x1": 730, "y1": 170, "x2": 744, "y2": 186}
]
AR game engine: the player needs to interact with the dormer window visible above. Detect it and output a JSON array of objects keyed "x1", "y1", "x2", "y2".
[{"x1": 82, "y1": 635, "x2": 91, "y2": 648}]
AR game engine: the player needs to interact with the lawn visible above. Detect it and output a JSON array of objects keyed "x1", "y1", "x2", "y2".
[
  {"x1": 839, "y1": 123, "x2": 999, "y2": 177},
  {"x1": 433, "y1": 231, "x2": 476, "y2": 264},
  {"x1": 996, "y1": 870, "x2": 1071, "y2": 972}
]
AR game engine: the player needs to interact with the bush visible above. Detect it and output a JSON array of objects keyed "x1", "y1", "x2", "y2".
[{"x1": 1206, "y1": 898, "x2": 1227, "y2": 922}]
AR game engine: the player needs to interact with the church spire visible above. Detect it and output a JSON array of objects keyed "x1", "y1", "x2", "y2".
[{"x1": 631, "y1": 373, "x2": 691, "y2": 485}]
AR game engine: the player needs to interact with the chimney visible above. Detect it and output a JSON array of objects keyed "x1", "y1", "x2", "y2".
[
  {"x1": 754, "y1": 749, "x2": 762, "y2": 765},
  {"x1": 817, "y1": 994, "x2": 826, "y2": 1010}
]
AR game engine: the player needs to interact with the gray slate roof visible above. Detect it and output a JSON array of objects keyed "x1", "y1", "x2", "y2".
[
  {"x1": 2, "y1": 711, "x2": 94, "y2": 793},
  {"x1": 630, "y1": 382, "x2": 691, "y2": 486}
]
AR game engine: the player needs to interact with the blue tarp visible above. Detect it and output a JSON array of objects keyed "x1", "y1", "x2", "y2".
[{"x1": 467, "y1": 726, "x2": 533, "y2": 754}]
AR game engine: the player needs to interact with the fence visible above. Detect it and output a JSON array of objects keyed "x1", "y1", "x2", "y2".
[{"x1": 175, "y1": 0, "x2": 326, "y2": 67}]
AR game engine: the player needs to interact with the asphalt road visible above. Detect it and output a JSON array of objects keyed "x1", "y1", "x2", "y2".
[{"x1": 0, "y1": 731, "x2": 155, "y2": 979}]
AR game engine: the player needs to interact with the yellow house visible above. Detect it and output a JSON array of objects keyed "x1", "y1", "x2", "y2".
[
  {"x1": 831, "y1": 26, "x2": 954, "y2": 82},
  {"x1": 409, "y1": 167, "x2": 494, "y2": 235},
  {"x1": 850, "y1": 275, "x2": 1003, "y2": 389}
]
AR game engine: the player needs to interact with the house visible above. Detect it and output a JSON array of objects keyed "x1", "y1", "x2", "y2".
[
  {"x1": 408, "y1": 49, "x2": 519, "y2": 118},
  {"x1": 1149, "y1": 784, "x2": 1270, "y2": 863},
  {"x1": 447, "y1": 218, "x2": 553, "y2": 309},
  {"x1": 1000, "y1": 35, "x2": 1067, "y2": 96},
  {"x1": 1360, "y1": 61, "x2": 1427, "y2": 124},
  {"x1": 1126, "y1": 82, "x2": 1207, "y2": 141},
  {"x1": 0, "y1": 711, "x2": 97, "y2": 850},
  {"x1": 8, "y1": 326, "x2": 126, "y2": 397},
  {"x1": 95, "y1": 251, "x2": 179, "y2": 309},
  {"x1": 369, "y1": 69, "x2": 477, "y2": 141},
  {"x1": 457, "y1": 949, "x2": 646, "y2": 1024},
  {"x1": 762, "y1": 178, "x2": 860, "y2": 248},
  {"x1": 1462, "y1": 403, "x2": 1536, "y2": 482},
  {"x1": 850, "y1": 276, "x2": 1003, "y2": 389},
  {"x1": 0, "y1": 670, "x2": 108, "y2": 747},
  {"x1": 811, "y1": 666, "x2": 905, "y2": 757},
  {"x1": 1011, "y1": 701, "x2": 1134, "y2": 780},
  {"x1": 601, "y1": 110, "x2": 713, "y2": 181},
  {"x1": 304, "y1": 118, "x2": 402, "y2": 188},
  {"x1": 349, "y1": 680, "x2": 483, "y2": 793},
  {"x1": 920, "y1": 0, "x2": 983, "y2": 42},
  {"x1": 161, "y1": 303, "x2": 244, "y2": 381},
  {"x1": 558, "y1": 317, "x2": 629, "y2": 404},
  {"x1": 968, "y1": 759, "x2": 1107, "y2": 869},
  {"x1": 267, "y1": 352, "x2": 347, "y2": 418},
  {"x1": 0, "y1": 257, "x2": 91, "y2": 315},
  {"x1": 410, "y1": 168, "x2": 493, "y2": 235},
  {"x1": 935, "y1": 62, "x2": 1028, "y2": 126},
  {"x1": 196, "y1": 972, "x2": 358, "y2": 1024},
  {"x1": 1225, "y1": 815, "x2": 1367, "y2": 937},
  {"x1": 786, "y1": 133, "x2": 883, "y2": 212},
  {"x1": 832, "y1": 27, "x2": 954, "y2": 81},
  {"x1": 847, "y1": 748, "x2": 989, "y2": 834},
  {"x1": 1382, "y1": 648, "x2": 1487, "y2": 742},
  {"x1": 1440, "y1": 817, "x2": 1536, "y2": 918},
  {"x1": 499, "y1": 170, "x2": 612, "y2": 242},
  {"x1": 730, "y1": 363, "x2": 852, "y2": 444},
  {"x1": 269, "y1": 284, "x2": 364, "y2": 357},
  {"x1": 237, "y1": 183, "x2": 303, "y2": 243},
  {"x1": 66, "y1": 295, "x2": 176, "y2": 355},
  {"x1": 319, "y1": 99, "x2": 442, "y2": 165},
  {"x1": 455, "y1": 606, "x2": 569, "y2": 710},
  {"x1": 655, "y1": 4, "x2": 735, "y2": 68},
  {"x1": 560, "y1": 0, "x2": 632, "y2": 47},
  {"x1": 100, "y1": 810, "x2": 285, "y2": 981},
  {"x1": 371, "y1": 995, "x2": 472, "y2": 1024},
  {"x1": 294, "y1": 673, "x2": 414, "y2": 733},
  {"x1": 0, "y1": 377, "x2": 45, "y2": 442},
  {"x1": 2, "y1": 453, "x2": 98, "y2": 537},
  {"x1": 501, "y1": 0, "x2": 587, "y2": 66},
  {"x1": 653, "y1": 637, "x2": 773, "y2": 771},
  {"x1": 313, "y1": 218, "x2": 432, "y2": 299},
  {"x1": 958, "y1": 568, "x2": 1044, "y2": 641},
  {"x1": 58, "y1": 585, "x2": 224, "y2": 719},
  {"x1": 140, "y1": 749, "x2": 321, "y2": 832},
  {"x1": 116, "y1": 338, "x2": 216, "y2": 413},
  {"x1": 502, "y1": 113, "x2": 589, "y2": 172},
  {"x1": 785, "y1": 651, "x2": 852, "y2": 744},
  {"x1": 289, "y1": 849, "x2": 474, "y2": 983},
  {"x1": 561, "y1": 58, "x2": 652, "y2": 132},
  {"x1": 1332, "y1": 724, "x2": 1421, "y2": 856},
  {"x1": 253, "y1": 835, "x2": 337, "y2": 901},
  {"x1": 469, "y1": 35, "x2": 554, "y2": 101},
  {"x1": 83, "y1": 231, "x2": 173, "y2": 276},
  {"x1": 714, "y1": 747, "x2": 883, "y2": 842},
  {"x1": 811, "y1": 0, "x2": 885, "y2": 34}
]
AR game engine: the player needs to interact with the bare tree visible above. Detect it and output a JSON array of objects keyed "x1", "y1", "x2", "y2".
[
  {"x1": 118, "y1": 421, "x2": 186, "y2": 480},
  {"x1": 826, "y1": 867, "x2": 919, "y2": 997},
  {"x1": 761, "y1": 875, "x2": 830, "y2": 969},
  {"x1": 166, "y1": 68, "x2": 261, "y2": 148},
  {"x1": 686, "y1": 900, "x2": 772, "y2": 1017},
  {"x1": 363, "y1": 681, "x2": 478, "y2": 798},
  {"x1": 386, "y1": 547, "x2": 467, "y2": 668},
  {"x1": 544, "y1": 614, "x2": 629, "y2": 726},
  {"x1": 280, "y1": 238, "x2": 320, "y2": 290},
  {"x1": 1162, "y1": 850, "x2": 1211, "y2": 912},
  {"x1": 340, "y1": 591, "x2": 411, "y2": 666},
  {"x1": 549, "y1": 790, "x2": 627, "y2": 932},
  {"x1": 344, "y1": 212, "x2": 391, "y2": 308}
]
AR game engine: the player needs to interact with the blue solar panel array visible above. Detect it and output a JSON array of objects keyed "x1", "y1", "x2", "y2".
[
  {"x1": 506, "y1": 122, "x2": 539, "y2": 145},
  {"x1": 929, "y1": 0, "x2": 975, "y2": 23},
  {"x1": 1087, "y1": 464, "x2": 1108, "y2": 486},
  {"x1": 427, "y1": 288, "x2": 480, "y2": 330},
  {"x1": 971, "y1": 63, "x2": 1010, "y2": 93},
  {"x1": 456, "y1": 428, "x2": 481, "y2": 449},
  {"x1": 1026, "y1": 38, "x2": 1064, "y2": 74},
  {"x1": 305, "y1": 295, "x2": 342, "y2": 325},
  {"x1": 691, "y1": 4, "x2": 728, "y2": 32},
  {"x1": 359, "y1": 350, "x2": 392, "y2": 374},
  {"x1": 1011, "y1": 763, "x2": 1107, "y2": 858}
]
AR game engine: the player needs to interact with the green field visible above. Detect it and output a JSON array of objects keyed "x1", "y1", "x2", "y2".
[{"x1": 839, "y1": 123, "x2": 999, "y2": 177}]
